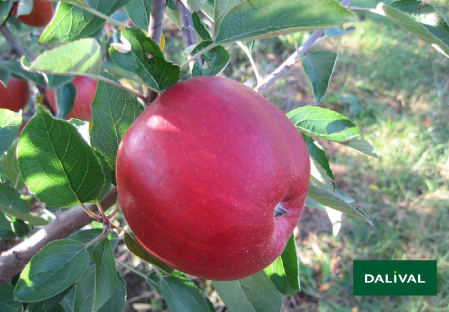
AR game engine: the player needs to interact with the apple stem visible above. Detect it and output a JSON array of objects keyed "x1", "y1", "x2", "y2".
[{"x1": 274, "y1": 204, "x2": 288, "y2": 218}]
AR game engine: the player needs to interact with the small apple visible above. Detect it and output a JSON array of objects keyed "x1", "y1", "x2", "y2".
[
  {"x1": 45, "y1": 76, "x2": 98, "y2": 121},
  {"x1": 0, "y1": 78, "x2": 30, "y2": 112},
  {"x1": 116, "y1": 76, "x2": 310, "y2": 281},
  {"x1": 12, "y1": 0, "x2": 54, "y2": 28}
]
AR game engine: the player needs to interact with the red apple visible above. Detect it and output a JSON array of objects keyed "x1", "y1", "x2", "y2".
[
  {"x1": 45, "y1": 76, "x2": 98, "y2": 121},
  {"x1": 12, "y1": 0, "x2": 54, "y2": 28},
  {"x1": 0, "y1": 78, "x2": 30, "y2": 112},
  {"x1": 116, "y1": 76, "x2": 310, "y2": 281}
]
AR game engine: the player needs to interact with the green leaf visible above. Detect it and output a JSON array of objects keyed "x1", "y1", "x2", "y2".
[
  {"x1": 146, "y1": 272, "x2": 162, "y2": 295},
  {"x1": 95, "y1": 151, "x2": 112, "y2": 200},
  {"x1": 124, "y1": 0, "x2": 152, "y2": 30},
  {"x1": 46, "y1": 75, "x2": 75, "y2": 89},
  {"x1": 29, "y1": 38, "x2": 102, "y2": 76},
  {"x1": 308, "y1": 182, "x2": 373, "y2": 225},
  {"x1": 109, "y1": 27, "x2": 181, "y2": 92},
  {"x1": 0, "y1": 283, "x2": 21, "y2": 312},
  {"x1": 213, "y1": 271, "x2": 282, "y2": 312},
  {"x1": 0, "y1": 183, "x2": 48, "y2": 226},
  {"x1": 27, "y1": 285, "x2": 74, "y2": 312},
  {"x1": 55, "y1": 82, "x2": 77, "y2": 119},
  {"x1": 0, "y1": 60, "x2": 46, "y2": 87},
  {"x1": 90, "y1": 72, "x2": 143, "y2": 183},
  {"x1": 15, "y1": 0, "x2": 33, "y2": 16},
  {"x1": 124, "y1": 232, "x2": 174, "y2": 274},
  {"x1": 17, "y1": 106, "x2": 107, "y2": 208},
  {"x1": 0, "y1": 108, "x2": 21, "y2": 156},
  {"x1": 214, "y1": 0, "x2": 357, "y2": 44},
  {"x1": 213, "y1": 0, "x2": 242, "y2": 36},
  {"x1": 192, "y1": 12, "x2": 211, "y2": 40},
  {"x1": 324, "y1": 26, "x2": 355, "y2": 38},
  {"x1": 160, "y1": 274, "x2": 214, "y2": 312},
  {"x1": 0, "y1": 68, "x2": 11, "y2": 87},
  {"x1": 305, "y1": 197, "x2": 326, "y2": 211},
  {"x1": 0, "y1": 212, "x2": 14, "y2": 238},
  {"x1": 0, "y1": 0, "x2": 12, "y2": 25},
  {"x1": 264, "y1": 234, "x2": 299, "y2": 296},
  {"x1": 191, "y1": 40, "x2": 230, "y2": 77},
  {"x1": 11, "y1": 217, "x2": 30, "y2": 237},
  {"x1": 380, "y1": 0, "x2": 449, "y2": 58},
  {"x1": 97, "y1": 272, "x2": 127, "y2": 312},
  {"x1": 183, "y1": 0, "x2": 206, "y2": 12},
  {"x1": 93, "y1": 238, "x2": 117, "y2": 310},
  {"x1": 0, "y1": 140, "x2": 25, "y2": 189},
  {"x1": 302, "y1": 134, "x2": 335, "y2": 183},
  {"x1": 300, "y1": 51, "x2": 338, "y2": 105},
  {"x1": 15, "y1": 239, "x2": 90, "y2": 302},
  {"x1": 287, "y1": 106, "x2": 377, "y2": 157},
  {"x1": 40, "y1": 0, "x2": 131, "y2": 44},
  {"x1": 70, "y1": 229, "x2": 119, "y2": 256},
  {"x1": 73, "y1": 265, "x2": 95, "y2": 312}
]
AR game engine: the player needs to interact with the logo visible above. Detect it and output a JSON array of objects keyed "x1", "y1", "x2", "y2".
[{"x1": 353, "y1": 260, "x2": 437, "y2": 296}]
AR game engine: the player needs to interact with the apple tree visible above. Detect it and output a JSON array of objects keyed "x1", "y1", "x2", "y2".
[{"x1": 0, "y1": 0, "x2": 448, "y2": 311}]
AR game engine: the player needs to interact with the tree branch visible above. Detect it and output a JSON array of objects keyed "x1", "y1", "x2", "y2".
[
  {"x1": 0, "y1": 188, "x2": 118, "y2": 284},
  {"x1": 254, "y1": 0, "x2": 353, "y2": 93},
  {"x1": 145, "y1": 0, "x2": 166, "y2": 106}
]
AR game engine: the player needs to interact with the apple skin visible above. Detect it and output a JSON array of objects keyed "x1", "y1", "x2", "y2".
[
  {"x1": 45, "y1": 76, "x2": 98, "y2": 121},
  {"x1": 116, "y1": 76, "x2": 310, "y2": 281},
  {"x1": 0, "y1": 78, "x2": 30, "y2": 112},
  {"x1": 12, "y1": 0, "x2": 54, "y2": 28}
]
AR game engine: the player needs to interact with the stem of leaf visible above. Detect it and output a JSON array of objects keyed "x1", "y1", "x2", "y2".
[
  {"x1": 180, "y1": 44, "x2": 216, "y2": 70},
  {"x1": 79, "y1": 202, "x2": 102, "y2": 222},
  {"x1": 237, "y1": 41, "x2": 262, "y2": 86},
  {"x1": 116, "y1": 259, "x2": 153, "y2": 280}
]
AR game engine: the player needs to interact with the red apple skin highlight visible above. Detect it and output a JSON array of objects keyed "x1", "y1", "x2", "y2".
[
  {"x1": 0, "y1": 78, "x2": 30, "y2": 112},
  {"x1": 116, "y1": 76, "x2": 310, "y2": 281},
  {"x1": 12, "y1": 0, "x2": 54, "y2": 28},
  {"x1": 45, "y1": 76, "x2": 98, "y2": 121}
]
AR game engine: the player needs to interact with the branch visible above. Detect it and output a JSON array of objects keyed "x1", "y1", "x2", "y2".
[
  {"x1": 254, "y1": 0, "x2": 353, "y2": 93},
  {"x1": 145, "y1": 0, "x2": 166, "y2": 106},
  {"x1": 0, "y1": 22, "x2": 56, "y2": 115},
  {"x1": 0, "y1": 187, "x2": 118, "y2": 284}
]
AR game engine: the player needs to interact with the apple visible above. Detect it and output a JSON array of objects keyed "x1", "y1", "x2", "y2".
[
  {"x1": 45, "y1": 76, "x2": 98, "y2": 121},
  {"x1": 0, "y1": 78, "x2": 30, "y2": 112},
  {"x1": 12, "y1": 0, "x2": 54, "y2": 28},
  {"x1": 116, "y1": 76, "x2": 310, "y2": 281}
]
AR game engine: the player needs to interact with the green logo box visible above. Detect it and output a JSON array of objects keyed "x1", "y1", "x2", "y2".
[{"x1": 353, "y1": 260, "x2": 437, "y2": 296}]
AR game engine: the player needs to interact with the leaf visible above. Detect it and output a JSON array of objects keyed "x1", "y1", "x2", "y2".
[
  {"x1": 182, "y1": 0, "x2": 206, "y2": 12},
  {"x1": 0, "y1": 68, "x2": 11, "y2": 87},
  {"x1": 92, "y1": 238, "x2": 117, "y2": 310},
  {"x1": 324, "y1": 26, "x2": 355, "y2": 38},
  {"x1": 97, "y1": 272, "x2": 127, "y2": 312},
  {"x1": 90, "y1": 72, "x2": 143, "y2": 183},
  {"x1": 308, "y1": 183, "x2": 373, "y2": 225},
  {"x1": 40, "y1": 0, "x2": 131, "y2": 43},
  {"x1": 191, "y1": 40, "x2": 230, "y2": 77},
  {"x1": 73, "y1": 265, "x2": 95, "y2": 312},
  {"x1": 160, "y1": 274, "x2": 214, "y2": 312},
  {"x1": 46, "y1": 75, "x2": 75, "y2": 89},
  {"x1": 0, "y1": 183, "x2": 48, "y2": 226},
  {"x1": 0, "y1": 283, "x2": 21, "y2": 312},
  {"x1": 287, "y1": 106, "x2": 378, "y2": 157},
  {"x1": 124, "y1": 232, "x2": 174, "y2": 274},
  {"x1": 264, "y1": 234, "x2": 299, "y2": 296},
  {"x1": 70, "y1": 229, "x2": 119, "y2": 255},
  {"x1": 302, "y1": 134, "x2": 334, "y2": 183},
  {"x1": 0, "y1": 212, "x2": 14, "y2": 238},
  {"x1": 27, "y1": 285, "x2": 74, "y2": 312},
  {"x1": 213, "y1": 270, "x2": 282, "y2": 312},
  {"x1": 17, "y1": 106, "x2": 107, "y2": 208},
  {"x1": 0, "y1": 0, "x2": 12, "y2": 25},
  {"x1": 11, "y1": 217, "x2": 30, "y2": 237},
  {"x1": 15, "y1": 239, "x2": 90, "y2": 302},
  {"x1": 124, "y1": 0, "x2": 152, "y2": 30},
  {"x1": 0, "y1": 59, "x2": 47, "y2": 87},
  {"x1": 379, "y1": 0, "x2": 449, "y2": 58},
  {"x1": 146, "y1": 272, "x2": 162, "y2": 295},
  {"x1": 0, "y1": 108, "x2": 21, "y2": 155},
  {"x1": 29, "y1": 38, "x2": 102, "y2": 76},
  {"x1": 300, "y1": 51, "x2": 338, "y2": 105},
  {"x1": 55, "y1": 82, "x2": 77, "y2": 119},
  {"x1": 60, "y1": 287, "x2": 76, "y2": 312},
  {"x1": 109, "y1": 27, "x2": 181, "y2": 92},
  {"x1": 213, "y1": 0, "x2": 242, "y2": 36},
  {"x1": 192, "y1": 12, "x2": 212, "y2": 40},
  {"x1": 0, "y1": 140, "x2": 25, "y2": 189},
  {"x1": 214, "y1": 0, "x2": 357, "y2": 44}
]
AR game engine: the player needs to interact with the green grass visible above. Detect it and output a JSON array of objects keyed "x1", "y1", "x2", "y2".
[{"x1": 222, "y1": 1, "x2": 449, "y2": 311}]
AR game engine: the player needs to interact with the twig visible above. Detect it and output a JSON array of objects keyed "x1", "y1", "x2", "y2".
[
  {"x1": 174, "y1": 1, "x2": 196, "y2": 49},
  {"x1": 254, "y1": 0, "x2": 353, "y2": 93},
  {"x1": 0, "y1": 188, "x2": 118, "y2": 284},
  {"x1": 237, "y1": 41, "x2": 262, "y2": 85},
  {"x1": 145, "y1": 0, "x2": 166, "y2": 106}
]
